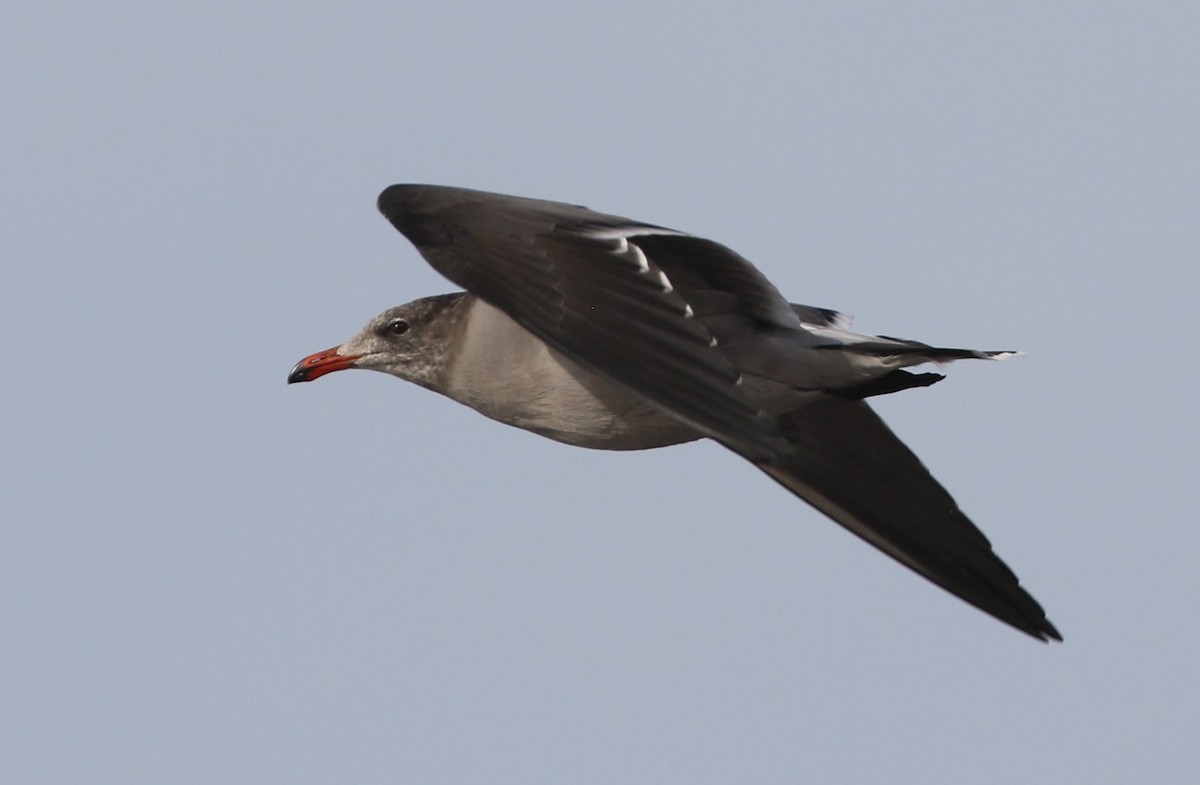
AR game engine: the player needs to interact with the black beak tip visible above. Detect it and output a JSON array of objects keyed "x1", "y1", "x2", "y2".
[{"x1": 287, "y1": 362, "x2": 310, "y2": 384}]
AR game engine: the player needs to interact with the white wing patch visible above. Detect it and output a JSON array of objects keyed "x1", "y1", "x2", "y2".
[
  {"x1": 594, "y1": 225, "x2": 687, "y2": 275},
  {"x1": 584, "y1": 225, "x2": 687, "y2": 241},
  {"x1": 597, "y1": 229, "x2": 681, "y2": 291},
  {"x1": 592, "y1": 225, "x2": 726, "y2": 354},
  {"x1": 622, "y1": 238, "x2": 651, "y2": 273}
]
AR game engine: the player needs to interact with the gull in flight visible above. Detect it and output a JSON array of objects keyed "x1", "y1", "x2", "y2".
[{"x1": 290, "y1": 185, "x2": 1060, "y2": 641}]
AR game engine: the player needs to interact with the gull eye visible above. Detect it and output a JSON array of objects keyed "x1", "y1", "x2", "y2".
[{"x1": 386, "y1": 318, "x2": 410, "y2": 336}]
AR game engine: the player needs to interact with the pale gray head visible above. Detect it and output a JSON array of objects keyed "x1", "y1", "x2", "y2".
[{"x1": 287, "y1": 293, "x2": 468, "y2": 391}]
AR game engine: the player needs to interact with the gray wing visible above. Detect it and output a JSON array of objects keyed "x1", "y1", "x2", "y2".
[
  {"x1": 765, "y1": 397, "x2": 1060, "y2": 641},
  {"x1": 790, "y1": 303, "x2": 849, "y2": 327},
  {"x1": 377, "y1": 184, "x2": 1059, "y2": 641},
  {"x1": 377, "y1": 183, "x2": 795, "y2": 460}
]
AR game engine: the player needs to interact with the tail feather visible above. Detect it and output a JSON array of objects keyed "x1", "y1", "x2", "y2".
[
  {"x1": 820, "y1": 340, "x2": 1023, "y2": 363},
  {"x1": 831, "y1": 370, "x2": 945, "y2": 399}
]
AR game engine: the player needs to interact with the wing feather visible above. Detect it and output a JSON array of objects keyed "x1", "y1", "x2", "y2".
[
  {"x1": 762, "y1": 396, "x2": 1060, "y2": 641},
  {"x1": 378, "y1": 184, "x2": 790, "y2": 460},
  {"x1": 377, "y1": 184, "x2": 1059, "y2": 639}
]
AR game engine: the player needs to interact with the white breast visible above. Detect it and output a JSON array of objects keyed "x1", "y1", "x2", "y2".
[{"x1": 442, "y1": 300, "x2": 700, "y2": 450}]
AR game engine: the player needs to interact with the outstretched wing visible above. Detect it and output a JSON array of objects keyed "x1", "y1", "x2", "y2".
[
  {"x1": 377, "y1": 184, "x2": 1059, "y2": 640},
  {"x1": 377, "y1": 183, "x2": 796, "y2": 460},
  {"x1": 763, "y1": 396, "x2": 1060, "y2": 640}
]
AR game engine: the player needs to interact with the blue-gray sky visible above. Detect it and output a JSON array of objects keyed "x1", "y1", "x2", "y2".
[{"x1": 4, "y1": 3, "x2": 1197, "y2": 783}]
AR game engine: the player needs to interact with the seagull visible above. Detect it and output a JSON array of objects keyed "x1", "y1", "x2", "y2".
[{"x1": 289, "y1": 184, "x2": 1060, "y2": 641}]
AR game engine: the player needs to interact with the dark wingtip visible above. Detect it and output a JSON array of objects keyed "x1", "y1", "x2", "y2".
[
  {"x1": 376, "y1": 183, "x2": 418, "y2": 215},
  {"x1": 376, "y1": 184, "x2": 424, "y2": 227},
  {"x1": 1038, "y1": 618, "x2": 1064, "y2": 643},
  {"x1": 377, "y1": 184, "x2": 461, "y2": 247},
  {"x1": 832, "y1": 370, "x2": 946, "y2": 400}
]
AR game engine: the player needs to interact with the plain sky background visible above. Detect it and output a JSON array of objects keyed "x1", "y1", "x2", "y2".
[{"x1": 4, "y1": 3, "x2": 1198, "y2": 783}]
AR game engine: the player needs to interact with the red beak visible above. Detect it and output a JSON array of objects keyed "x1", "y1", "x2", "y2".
[{"x1": 287, "y1": 346, "x2": 362, "y2": 383}]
